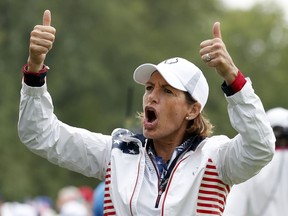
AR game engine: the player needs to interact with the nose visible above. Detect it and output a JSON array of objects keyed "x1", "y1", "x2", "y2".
[{"x1": 146, "y1": 89, "x2": 159, "y2": 104}]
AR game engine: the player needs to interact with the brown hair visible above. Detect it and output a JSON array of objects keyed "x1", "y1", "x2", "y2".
[{"x1": 184, "y1": 92, "x2": 214, "y2": 139}]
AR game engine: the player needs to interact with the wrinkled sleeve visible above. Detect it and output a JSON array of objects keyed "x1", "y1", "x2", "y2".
[
  {"x1": 213, "y1": 79, "x2": 275, "y2": 185},
  {"x1": 18, "y1": 81, "x2": 112, "y2": 180}
]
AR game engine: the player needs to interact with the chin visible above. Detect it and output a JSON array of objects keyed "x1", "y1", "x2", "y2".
[{"x1": 143, "y1": 129, "x2": 155, "y2": 139}]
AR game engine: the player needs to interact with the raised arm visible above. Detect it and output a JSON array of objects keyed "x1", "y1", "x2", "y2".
[
  {"x1": 18, "y1": 10, "x2": 111, "y2": 179},
  {"x1": 199, "y1": 22, "x2": 275, "y2": 184}
]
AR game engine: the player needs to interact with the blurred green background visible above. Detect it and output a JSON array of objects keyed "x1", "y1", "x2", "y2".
[{"x1": 1, "y1": 0, "x2": 287, "y2": 201}]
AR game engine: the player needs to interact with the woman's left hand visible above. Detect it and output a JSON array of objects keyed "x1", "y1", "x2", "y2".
[{"x1": 200, "y1": 22, "x2": 239, "y2": 85}]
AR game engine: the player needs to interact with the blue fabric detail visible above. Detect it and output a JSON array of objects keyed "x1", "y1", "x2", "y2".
[{"x1": 111, "y1": 128, "x2": 146, "y2": 155}]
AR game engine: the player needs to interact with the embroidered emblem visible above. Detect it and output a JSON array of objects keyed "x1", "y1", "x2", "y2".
[{"x1": 164, "y1": 57, "x2": 179, "y2": 64}]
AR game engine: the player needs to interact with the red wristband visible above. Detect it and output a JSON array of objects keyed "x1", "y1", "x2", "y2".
[
  {"x1": 230, "y1": 70, "x2": 246, "y2": 93},
  {"x1": 22, "y1": 64, "x2": 49, "y2": 74},
  {"x1": 22, "y1": 64, "x2": 49, "y2": 87}
]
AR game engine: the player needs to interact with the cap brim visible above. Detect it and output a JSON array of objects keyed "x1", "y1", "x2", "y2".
[
  {"x1": 133, "y1": 63, "x2": 157, "y2": 85},
  {"x1": 133, "y1": 63, "x2": 186, "y2": 92}
]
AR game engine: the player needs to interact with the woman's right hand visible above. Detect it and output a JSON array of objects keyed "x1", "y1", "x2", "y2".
[{"x1": 28, "y1": 10, "x2": 56, "y2": 72}]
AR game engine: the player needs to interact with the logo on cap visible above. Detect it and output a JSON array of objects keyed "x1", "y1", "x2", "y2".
[{"x1": 164, "y1": 58, "x2": 179, "y2": 64}]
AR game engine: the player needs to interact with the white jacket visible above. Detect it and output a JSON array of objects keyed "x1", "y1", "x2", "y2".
[
  {"x1": 18, "y1": 80, "x2": 275, "y2": 216},
  {"x1": 223, "y1": 149, "x2": 288, "y2": 216}
]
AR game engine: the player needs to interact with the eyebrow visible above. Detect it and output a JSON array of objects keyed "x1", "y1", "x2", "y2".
[
  {"x1": 145, "y1": 81, "x2": 154, "y2": 86},
  {"x1": 145, "y1": 81, "x2": 171, "y2": 88},
  {"x1": 161, "y1": 84, "x2": 173, "y2": 90}
]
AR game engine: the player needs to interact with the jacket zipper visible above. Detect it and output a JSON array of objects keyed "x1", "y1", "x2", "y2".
[
  {"x1": 147, "y1": 136, "x2": 201, "y2": 211},
  {"x1": 155, "y1": 187, "x2": 163, "y2": 208},
  {"x1": 150, "y1": 153, "x2": 190, "y2": 208}
]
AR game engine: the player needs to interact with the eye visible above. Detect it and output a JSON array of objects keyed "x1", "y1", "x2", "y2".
[
  {"x1": 145, "y1": 85, "x2": 153, "y2": 91},
  {"x1": 164, "y1": 88, "x2": 173, "y2": 94}
]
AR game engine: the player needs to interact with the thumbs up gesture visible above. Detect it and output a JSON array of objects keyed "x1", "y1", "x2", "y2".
[
  {"x1": 28, "y1": 10, "x2": 56, "y2": 72},
  {"x1": 200, "y1": 22, "x2": 238, "y2": 84}
]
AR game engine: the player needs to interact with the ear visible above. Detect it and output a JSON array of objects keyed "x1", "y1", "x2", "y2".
[{"x1": 186, "y1": 102, "x2": 201, "y2": 120}]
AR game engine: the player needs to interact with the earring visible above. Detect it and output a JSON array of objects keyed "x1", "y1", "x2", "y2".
[{"x1": 186, "y1": 116, "x2": 192, "y2": 120}]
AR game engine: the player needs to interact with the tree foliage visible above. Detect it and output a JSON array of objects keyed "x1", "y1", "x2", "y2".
[{"x1": 0, "y1": 0, "x2": 287, "y2": 201}]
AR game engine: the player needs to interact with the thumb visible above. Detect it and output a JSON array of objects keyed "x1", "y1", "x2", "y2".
[
  {"x1": 213, "y1": 22, "x2": 222, "y2": 39},
  {"x1": 43, "y1": 10, "x2": 51, "y2": 26}
]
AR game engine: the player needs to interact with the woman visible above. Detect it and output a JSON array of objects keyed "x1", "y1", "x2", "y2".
[{"x1": 18, "y1": 10, "x2": 275, "y2": 215}]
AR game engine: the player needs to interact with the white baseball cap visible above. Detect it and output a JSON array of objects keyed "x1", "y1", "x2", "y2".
[
  {"x1": 133, "y1": 57, "x2": 209, "y2": 111},
  {"x1": 266, "y1": 107, "x2": 288, "y2": 128}
]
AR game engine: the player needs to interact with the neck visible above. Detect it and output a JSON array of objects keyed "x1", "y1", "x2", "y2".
[{"x1": 153, "y1": 137, "x2": 184, "y2": 163}]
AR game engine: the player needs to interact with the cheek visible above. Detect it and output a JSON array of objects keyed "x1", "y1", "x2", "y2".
[
  {"x1": 165, "y1": 102, "x2": 186, "y2": 120},
  {"x1": 175, "y1": 99, "x2": 191, "y2": 119}
]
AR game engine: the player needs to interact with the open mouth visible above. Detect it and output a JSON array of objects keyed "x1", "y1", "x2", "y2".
[{"x1": 145, "y1": 107, "x2": 157, "y2": 123}]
